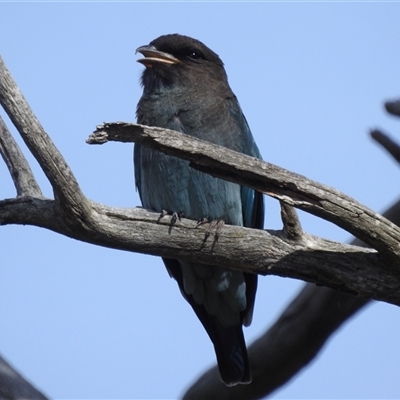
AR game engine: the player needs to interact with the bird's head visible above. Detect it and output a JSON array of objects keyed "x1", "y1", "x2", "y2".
[{"x1": 136, "y1": 34, "x2": 228, "y2": 93}]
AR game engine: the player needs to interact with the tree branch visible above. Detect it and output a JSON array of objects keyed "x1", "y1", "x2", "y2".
[
  {"x1": 0, "y1": 55, "x2": 91, "y2": 223},
  {"x1": 183, "y1": 285, "x2": 368, "y2": 400},
  {"x1": 385, "y1": 99, "x2": 400, "y2": 117},
  {"x1": 88, "y1": 122, "x2": 400, "y2": 267},
  {"x1": 0, "y1": 354, "x2": 48, "y2": 400},
  {"x1": 183, "y1": 109, "x2": 400, "y2": 399},
  {"x1": 2, "y1": 52, "x2": 400, "y2": 400},
  {"x1": 0, "y1": 71, "x2": 399, "y2": 306},
  {"x1": 182, "y1": 198, "x2": 400, "y2": 400},
  {"x1": 370, "y1": 129, "x2": 400, "y2": 164},
  {"x1": 279, "y1": 201, "x2": 303, "y2": 241},
  {"x1": 0, "y1": 115, "x2": 42, "y2": 197},
  {"x1": 3, "y1": 196, "x2": 396, "y2": 304}
]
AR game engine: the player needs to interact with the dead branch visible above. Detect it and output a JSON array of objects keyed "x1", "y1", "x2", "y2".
[
  {"x1": 0, "y1": 354, "x2": 48, "y2": 400},
  {"x1": 1, "y1": 52, "x2": 400, "y2": 400},
  {"x1": 370, "y1": 129, "x2": 400, "y2": 164},
  {"x1": 88, "y1": 122, "x2": 400, "y2": 267},
  {"x1": 182, "y1": 99, "x2": 400, "y2": 399},
  {"x1": 0, "y1": 116, "x2": 42, "y2": 197}
]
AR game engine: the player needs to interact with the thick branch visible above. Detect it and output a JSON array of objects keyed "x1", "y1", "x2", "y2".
[
  {"x1": 1, "y1": 196, "x2": 400, "y2": 307},
  {"x1": 2, "y1": 52, "x2": 400, "y2": 400},
  {"x1": 88, "y1": 122, "x2": 400, "y2": 266},
  {"x1": 183, "y1": 197, "x2": 400, "y2": 400},
  {"x1": 183, "y1": 286, "x2": 367, "y2": 400},
  {"x1": 183, "y1": 100, "x2": 400, "y2": 397},
  {"x1": 183, "y1": 189, "x2": 400, "y2": 400}
]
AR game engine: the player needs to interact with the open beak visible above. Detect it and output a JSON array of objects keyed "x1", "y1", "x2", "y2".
[{"x1": 136, "y1": 45, "x2": 179, "y2": 67}]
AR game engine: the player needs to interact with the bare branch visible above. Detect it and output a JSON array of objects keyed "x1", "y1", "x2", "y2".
[
  {"x1": 183, "y1": 286, "x2": 367, "y2": 400},
  {"x1": 279, "y1": 201, "x2": 303, "y2": 241},
  {"x1": 0, "y1": 115, "x2": 42, "y2": 197},
  {"x1": 0, "y1": 354, "x2": 48, "y2": 400},
  {"x1": 89, "y1": 122, "x2": 400, "y2": 266},
  {"x1": 385, "y1": 99, "x2": 400, "y2": 117},
  {"x1": 0, "y1": 55, "x2": 90, "y2": 220},
  {"x1": 182, "y1": 198, "x2": 400, "y2": 399},
  {"x1": 182, "y1": 190, "x2": 400, "y2": 400},
  {"x1": 2, "y1": 53, "x2": 400, "y2": 399},
  {"x1": 2, "y1": 196, "x2": 400, "y2": 306},
  {"x1": 3, "y1": 54, "x2": 391, "y2": 307},
  {"x1": 370, "y1": 129, "x2": 400, "y2": 164}
]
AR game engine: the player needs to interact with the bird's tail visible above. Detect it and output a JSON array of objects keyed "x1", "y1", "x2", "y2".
[
  {"x1": 163, "y1": 258, "x2": 251, "y2": 386},
  {"x1": 211, "y1": 322, "x2": 251, "y2": 386}
]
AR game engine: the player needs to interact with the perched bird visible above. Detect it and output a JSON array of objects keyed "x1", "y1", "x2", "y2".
[{"x1": 134, "y1": 34, "x2": 264, "y2": 386}]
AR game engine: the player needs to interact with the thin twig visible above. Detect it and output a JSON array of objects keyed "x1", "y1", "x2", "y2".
[
  {"x1": 279, "y1": 201, "x2": 303, "y2": 241},
  {"x1": 370, "y1": 129, "x2": 400, "y2": 164},
  {"x1": 385, "y1": 99, "x2": 400, "y2": 117},
  {"x1": 0, "y1": 115, "x2": 42, "y2": 197}
]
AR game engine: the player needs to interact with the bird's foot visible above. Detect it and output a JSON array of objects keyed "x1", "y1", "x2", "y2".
[
  {"x1": 196, "y1": 217, "x2": 209, "y2": 228},
  {"x1": 171, "y1": 211, "x2": 184, "y2": 224},
  {"x1": 159, "y1": 210, "x2": 169, "y2": 220},
  {"x1": 197, "y1": 218, "x2": 225, "y2": 241},
  {"x1": 208, "y1": 219, "x2": 225, "y2": 241},
  {"x1": 158, "y1": 210, "x2": 184, "y2": 224}
]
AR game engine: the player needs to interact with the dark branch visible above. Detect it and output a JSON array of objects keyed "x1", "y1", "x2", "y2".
[
  {"x1": 0, "y1": 354, "x2": 48, "y2": 400},
  {"x1": 182, "y1": 114, "x2": 400, "y2": 398},
  {"x1": 385, "y1": 99, "x2": 400, "y2": 117},
  {"x1": 370, "y1": 129, "x2": 400, "y2": 164},
  {"x1": 183, "y1": 285, "x2": 368, "y2": 400},
  {"x1": 182, "y1": 197, "x2": 400, "y2": 400}
]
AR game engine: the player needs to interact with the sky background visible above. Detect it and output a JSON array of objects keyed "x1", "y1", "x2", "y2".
[{"x1": 1, "y1": 2, "x2": 400, "y2": 399}]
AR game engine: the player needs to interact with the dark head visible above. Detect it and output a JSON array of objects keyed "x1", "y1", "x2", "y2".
[{"x1": 136, "y1": 34, "x2": 229, "y2": 94}]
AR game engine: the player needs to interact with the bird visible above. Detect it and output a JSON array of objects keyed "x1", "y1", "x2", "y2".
[{"x1": 134, "y1": 34, "x2": 264, "y2": 386}]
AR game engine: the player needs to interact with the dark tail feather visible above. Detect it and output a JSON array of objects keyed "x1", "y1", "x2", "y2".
[
  {"x1": 212, "y1": 323, "x2": 251, "y2": 386},
  {"x1": 163, "y1": 258, "x2": 251, "y2": 386}
]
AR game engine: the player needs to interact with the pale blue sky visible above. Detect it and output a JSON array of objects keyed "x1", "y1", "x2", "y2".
[{"x1": 1, "y1": 2, "x2": 400, "y2": 399}]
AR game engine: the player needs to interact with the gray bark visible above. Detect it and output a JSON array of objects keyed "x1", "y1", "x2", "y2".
[{"x1": 1, "y1": 53, "x2": 399, "y2": 399}]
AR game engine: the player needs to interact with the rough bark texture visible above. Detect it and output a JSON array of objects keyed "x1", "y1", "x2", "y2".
[
  {"x1": 3, "y1": 195, "x2": 395, "y2": 302},
  {"x1": 1, "y1": 53, "x2": 399, "y2": 399},
  {"x1": 89, "y1": 122, "x2": 400, "y2": 267}
]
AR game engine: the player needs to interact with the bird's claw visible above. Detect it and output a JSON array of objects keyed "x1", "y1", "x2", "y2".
[
  {"x1": 196, "y1": 217, "x2": 209, "y2": 228},
  {"x1": 197, "y1": 218, "x2": 225, "y2": 241},
  {"x1": 158, "y1": 210, "x2": 184, "y2": 224},
  {"x1": 159, "y1": 210, "x2": 169, "y2": 219},
  {"x1": 208, "y1": 220, "x2": 225, "y2": 240},
  {"x1": 171, "y1": 211, "x2": 183, "y2": 224}
]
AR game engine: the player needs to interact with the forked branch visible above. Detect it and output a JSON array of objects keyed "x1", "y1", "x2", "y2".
[{"x1": 1, "y1": 52, "x2": 400, "y2": 400}]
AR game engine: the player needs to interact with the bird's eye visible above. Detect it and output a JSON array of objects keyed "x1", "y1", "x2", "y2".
[{"x1": 187, "y1": 50, "x2": 204, "y2": 60}]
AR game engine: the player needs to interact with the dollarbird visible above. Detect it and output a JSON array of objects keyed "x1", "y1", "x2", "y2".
[{"x1": 134, "y1": 34, "x2": 264, "y2": 386}]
